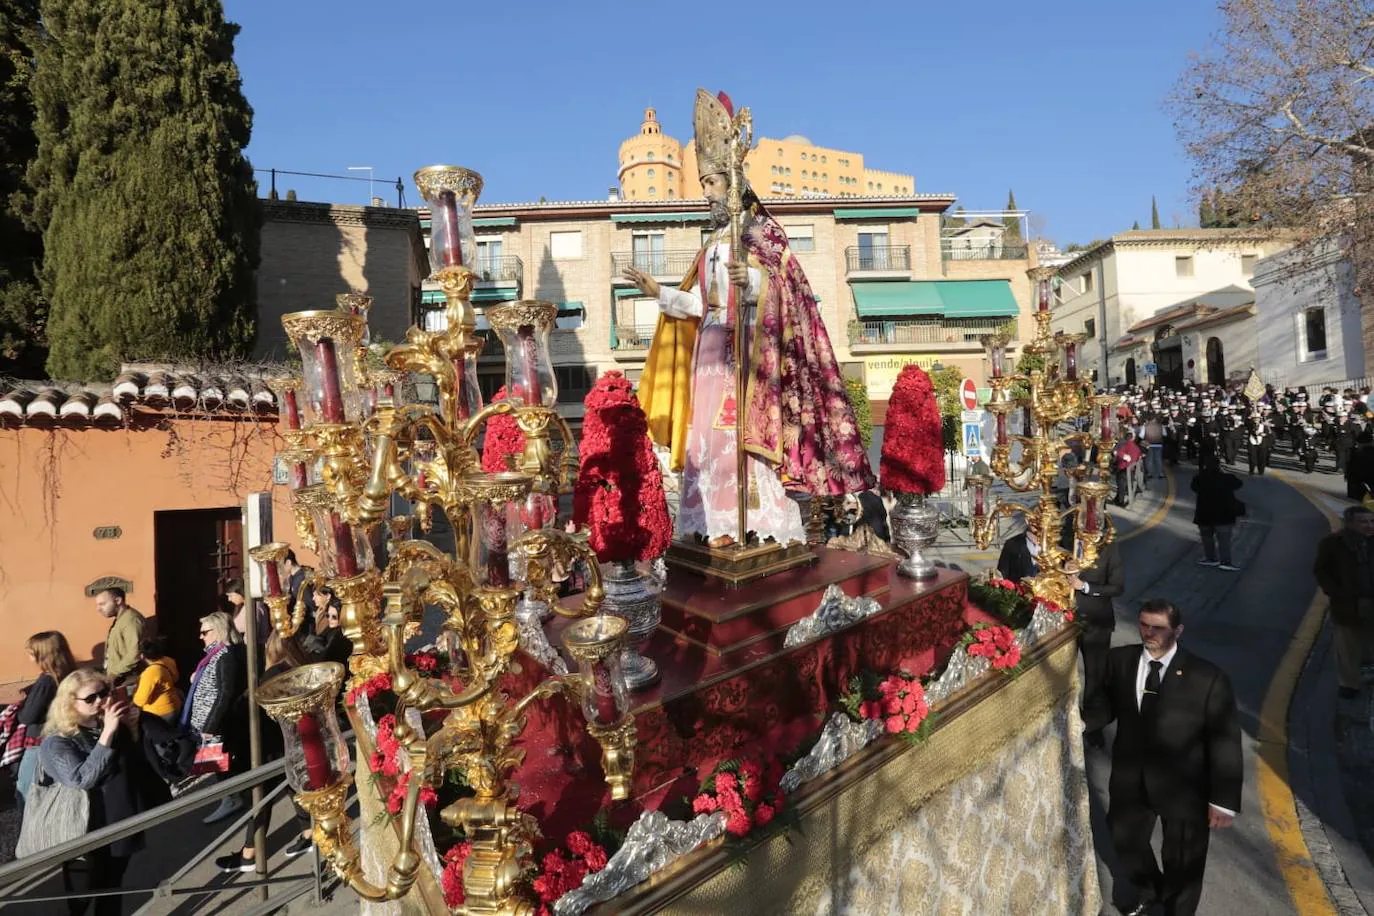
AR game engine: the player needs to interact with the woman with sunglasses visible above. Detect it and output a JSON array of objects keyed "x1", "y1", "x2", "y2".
[
  {"x1": 182, "y1": 611, "x2": 245, "y2": 824},
  {"x1": 37, "y1": 668, "x2": 177, "y2": 915},
  {"x1": 301, "y1": 585, "x2": 351, "y2": 665}
]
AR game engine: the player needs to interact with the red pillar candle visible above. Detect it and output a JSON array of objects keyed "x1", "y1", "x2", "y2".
[
  {"x1": 989, "y1": 345, "x2": 1005, "y2": 379},
  {"x1": 384, "y1": 382, "x2": 395, "y2": 399},
  {"x1": 316, "y1": 339, "x2": 346, "y2": 424},
  {"x1": 329, "y1": 511, "x2": 359, "y2": 578},
  {"x1": 1038, "y1": 279, "x2": 1051, "y2": 312},
  {"x1": 591, "y1": 663, "x2": 619, "y2": 726},
  {"x1": 264, "y1": 562, "x2": 283, "y2": 598},
  {"x1": 1065, "y1": 341, "x2": 1079, "y2": 381},
  {"x1": 973, "y1": 483, "x2": 987, "y2": 518},
  {"x1": 437, "y1": 191, "x2": 464, "y2": 267},
  {"x1": 452, "y1": 357, "x2": 472, "y2": 420},
  {"x1": 1084, "y1": 497, "x2": 1100, "y2": 533},
  {"x1": 297, "y1": 713, "x2": 333, "y2": 790},
  {"x1": 1099, "y1": 404, "x2": 1113, "y2": 441},
  {"x1": 284, "y1": 389, "x2": 302, "y2": 430},
  {"x1": 995, "y1": 412, "x2": 1008, "y2": 446}
]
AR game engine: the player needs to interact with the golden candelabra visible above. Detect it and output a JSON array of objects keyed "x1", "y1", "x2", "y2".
[
  {"x1": 968, "y1": 266, "x2": 1121, "y2": 610},
  {"x1": 252, "y1": 165, "x2": 634, "y2": 915}
]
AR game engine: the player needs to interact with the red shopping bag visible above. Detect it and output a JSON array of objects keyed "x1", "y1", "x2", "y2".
[{"x1": 191, "y1": 739, "x2": 231, "y2": 776}]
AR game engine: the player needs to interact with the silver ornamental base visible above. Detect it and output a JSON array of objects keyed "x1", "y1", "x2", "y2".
[
  {"x1": 890, "y1": 492, "x2": 940, "y2": 580},
  {"x1": 602, "y1": 558, "x2": 661, "y2": 690}
]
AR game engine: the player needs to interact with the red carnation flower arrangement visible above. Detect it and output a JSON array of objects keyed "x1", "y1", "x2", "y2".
[
  {"x1": 841, "y1": 670, "x2": 934, "y2": 744},
  {"x1": 964, "y1": 623, "x2": 1022, "y2": 672},
  {"x1": 345, "y1": 671, "x2": 393, "y2": 707},
  {"x1": 531, "y1": 831, "x2": 611, "y2": 913},
  {"x1": 573, "y1": 372, "x2": 673, "y2": 563},
  {"x1": 367, "y1": 714, "x2": 439, "y2": 818},
  {"x1": 481, "y1": 385, "x2": 527, "y2": 473},
  {"x1": 690, "y1": 757, "x2": 786, "y2": 837},
  {"x1": 878, "y1": 364, "x2": 946, "y2": 495},
  {"x1": 441, "y1": 840, "x2": 473, "y2": 909}
]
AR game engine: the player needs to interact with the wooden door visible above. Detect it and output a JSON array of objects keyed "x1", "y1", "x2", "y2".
[{"x1": 154, "y1": 507, "x2": 242, "y2": 682}]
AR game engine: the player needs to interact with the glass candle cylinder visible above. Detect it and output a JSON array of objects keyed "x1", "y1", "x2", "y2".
[
  {"x1": 451, "y1": 349, "x2": 484, "y2": 422},
  {"x1": 989, "y1": 344, "x2": 1006, "y2": 378},
  {"x1": 995, "y1": 411, "x2": 1008, "y2": 446},
  {"x1": 296, "y1": 484, "x2": 374, "y2": 578},
  {"x1": 563, "y1": 616, "x2": 630, "y2": 727},
  {"x1": 969, "y1": 475, "x2": 991, "y2": 518},
  {"x1": 465, "y1": 474, "x2": 533, "y2": 589},
  {"x1": 414, "y1": 165, "x2": 483, "y2": 274},
  {"x1": 1038, "y1": 278, "x2": 1051, "y2": 312},
  {"x1": 1065, "y1": 341, "x2": 1079, "y2": 381},
  {"x1": 488, "y1": 301, "x2": 559, "y2": 408},
  {"x1": 258, "y1": 663, "x2": 352, "y2": 793},
  {"x1": 249, "y1": 543, "x2": 289, "y2": 599},
  {"x1": 1099, "y1": 404, "x2": 1113, "y2": 442},
  {"x1": 282, "y1": 311, "x2": 367, "y2": 425}
]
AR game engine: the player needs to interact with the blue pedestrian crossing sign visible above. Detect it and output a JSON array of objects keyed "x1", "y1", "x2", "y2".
[
  {"x1": 961, "y1": 409, "x2": 986, "y2": 459},
  {"x1": 1143, "y1": 362, "x2": 1158, "y2": 377}
]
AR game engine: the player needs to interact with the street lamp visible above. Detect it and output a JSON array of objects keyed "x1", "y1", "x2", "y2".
[{"x1": 347, "y1": 165, "x2": 375, "y2": 205}]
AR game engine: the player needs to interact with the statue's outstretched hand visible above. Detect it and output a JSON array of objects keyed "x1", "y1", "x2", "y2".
[{"x1": 622, "y1": 266, "x2": 660, "y2": 298}]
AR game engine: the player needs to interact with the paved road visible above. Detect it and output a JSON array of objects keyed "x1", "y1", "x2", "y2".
[{"x1": 1084, "y1": 458, "x2": 1363, "y2": 916}]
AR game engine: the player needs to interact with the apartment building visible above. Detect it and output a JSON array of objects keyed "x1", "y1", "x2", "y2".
[
  {"x1": 413, "y1": 195, "x2": 1033, "y2": 419},
  {"x1": 1050, "y1": 229, "x2": 1295, "y2": 388}
]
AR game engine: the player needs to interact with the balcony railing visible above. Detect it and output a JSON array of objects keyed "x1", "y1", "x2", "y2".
[
  {"x1": 939, "y1": 241, "x2": 1029, "y2": 261},
  {"x1": 848, "y1": 318, "x2": 1017, "y2": 347},
  {"x1": 473, "y1": 255, "x2": 523, "y2": 283},
  {"x1": 611, "y1": 324, "x2": 657, "y2": 352},
  {"x1": 844, "y1": 245, "x2": 912, "y2": 273},
  {"x1": 611, "y1": 249, "x2": 701, "y2": 279}
]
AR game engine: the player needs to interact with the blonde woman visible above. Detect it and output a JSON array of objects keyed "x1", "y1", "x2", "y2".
[
  {"x1": 14, "y1": 632, "x2": 77, "y2": 806},
  {"x1": 38, "y1": 669, "x2": 178, "y2": 914}
]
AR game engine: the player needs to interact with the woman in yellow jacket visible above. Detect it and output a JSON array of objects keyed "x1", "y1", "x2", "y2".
[{"x1": 133, "y1": 637, "x2": 183, "y2": 722}]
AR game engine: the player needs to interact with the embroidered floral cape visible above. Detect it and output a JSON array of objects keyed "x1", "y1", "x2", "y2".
[{"x1": 640, "y1": 210, "x2": 875, "y2": 497}]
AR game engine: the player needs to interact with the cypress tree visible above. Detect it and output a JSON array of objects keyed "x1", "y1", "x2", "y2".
[
  {"x1": 1002, "y1": 189, "x2": 1022, "y2": 243},
  {"x1": 0, "y1": 0, "x2": 46, "y2": 377},
  {"x1": 1132, "y1": 220, "x2": 1141, "y2": 230},
  {"x1": 1199, "y1": 194, "x2": 1215, "y2": 228},
  {"x1": 1150, "y1": 196, "x2": 1161, "y2": 229},
  {"x1": 24, "y1": 0, "x2": 259, "y2": 381}
]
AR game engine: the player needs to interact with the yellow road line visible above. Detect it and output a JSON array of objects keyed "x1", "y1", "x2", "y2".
[
  {"x1": 1116, "y1": 467, "x2": 1176, "y2": 542},
  {"x1": 1256, "y1": 471, "x2": 1339, "y2": 916}
]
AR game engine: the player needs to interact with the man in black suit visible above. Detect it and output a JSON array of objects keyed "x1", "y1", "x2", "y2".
[
  {"x1": 1085, "y1": 599, "x2": 1242, "y2": 916},
  {"x1": 996, "y1": 522, "x2": 1038, "y2": 585},
  {"x1": 1070, "y1": 538, "x2": 1125, "y2": 747}
]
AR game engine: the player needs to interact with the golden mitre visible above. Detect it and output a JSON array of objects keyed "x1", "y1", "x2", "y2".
[{"x1": 694, "y1": 88, "x2": 735, "y2": 179}]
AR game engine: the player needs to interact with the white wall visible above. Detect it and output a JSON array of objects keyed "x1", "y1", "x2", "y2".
[{"x1": 1254, "y1": 239, "x2": 1365, "y2": 387}]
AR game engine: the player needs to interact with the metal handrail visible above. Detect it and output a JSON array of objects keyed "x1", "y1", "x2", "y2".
[
  {"x1": 939, "y1": 240, "x2": 1030, "y2": 261},
  {"x1": 610, "y1": 249, "x2": 700, "y2": 278},
  {"x1": 612, "y1": 324, "x2": 658, "y2": 351},
  {"x1": 844, "y1": 245, "x2": 912, "y2": 272},
  {"x1": 0, "y1": 759, "x2": 287, "y2": 890},
  {"x1": 472, "y1": 255, "x2": 523, "y2": 283},
  {"x1": 848, "y1": 318, "x2": 1017, "y2": 347}
]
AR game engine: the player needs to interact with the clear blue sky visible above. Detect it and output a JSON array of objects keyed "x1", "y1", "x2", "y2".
[{"x1": 223, "y1": 0, "x2": 1221, "y2": 247}]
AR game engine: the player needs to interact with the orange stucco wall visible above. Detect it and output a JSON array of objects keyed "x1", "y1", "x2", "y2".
[{"x1": 0, "y1": 416, "x2": 299, "y2": 687}]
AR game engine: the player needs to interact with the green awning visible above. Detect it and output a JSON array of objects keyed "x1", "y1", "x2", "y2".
[
  {"x1": 473, "y1": 287, "x2": 519, "y2": 303},
  {"x1": 615, "y1": 288, "x2": 651, "y2": 298},
  {"x1": 851, "y1": 281, "x2": 944, "y2": 317},
  {"x1": 557, "y1": 301, "x2": 583, "y2": 313},
  {"x1": 421, "y1": 289, "x2": 445, "y2": 305},
  {"x1": 834, "y1": 207, "x2": 919, "y2": 220},
  {"x1": 610, "y1": 211, "x2": 709, "y2": 224},
  {"x1": 851, "y1": 280, "x2": 1019, "y2": 318},
  {"x1": 473, "y1": 217, "x2": 517, "y2": 228}
]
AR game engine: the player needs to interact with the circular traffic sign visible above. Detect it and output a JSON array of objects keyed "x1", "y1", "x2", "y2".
[{"x1": 960, "y1": 378, "x2": 978, "y2": 410}]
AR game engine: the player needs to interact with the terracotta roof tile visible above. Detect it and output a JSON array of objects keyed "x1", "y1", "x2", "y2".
[{"x1": 0, "y1": 369, "x2": 280, "y2": 427}]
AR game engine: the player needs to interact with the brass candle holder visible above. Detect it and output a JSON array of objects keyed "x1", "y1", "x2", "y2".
[
  {"x1": 969, "y1": 266, "x2": 1119, "y2": 610},
  {"x1": 251, "y1": 164, "x2": 636, "y2": 916}
]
